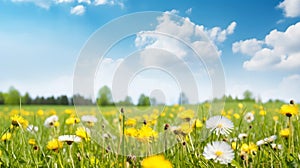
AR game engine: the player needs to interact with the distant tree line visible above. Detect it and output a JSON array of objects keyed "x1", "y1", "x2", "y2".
[
  {"x1": 0, "y1": 87, "x2": 93, "y2": 105},
  {"x1": 2, "y1": 86, "x2": 278, "y2": 106}
]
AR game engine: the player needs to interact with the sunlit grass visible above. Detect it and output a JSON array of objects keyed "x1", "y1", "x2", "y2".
[{"x1": 0, "y1": 101, "x2": 299, "y2": 167}]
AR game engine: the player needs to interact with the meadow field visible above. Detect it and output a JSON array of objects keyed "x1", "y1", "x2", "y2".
[{"x1": 0, "y1": 101, "x2": 299, "y2": 167}]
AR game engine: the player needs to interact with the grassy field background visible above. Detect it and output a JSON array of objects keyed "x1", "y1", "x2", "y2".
[{"x1": 0, "y1": 101, "x2": 299, "y2": 167}]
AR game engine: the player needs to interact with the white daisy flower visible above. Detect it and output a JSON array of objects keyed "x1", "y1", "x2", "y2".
[
  {"x1": 264, "y1": 135, "x2": 277, "y2": 143},
  {"x1": 271, "y1": 143, "x2": 282, "y2": 150},
  {"x1": 256, "y1": 140, "x2": 265, "y2": 146},
  {"x1": 256, "y1": 135, "x2": 277, "y2": 146},
  {"x1": 203, "y1": 141, "x2": 234, "y2": 164},
  {"x1": 58, "y1": 135, "x2": 82, "y2": 145},
  {"x1": 238, "y1": 133, "x2": 248, "y2": 140},
  {"x1": 44, "y1": 115, "x2": 58, "y2": 128},
  {"x1": 27, "y1": 124, "x2": 38, "y2": 133},
  {"x1": 81, "y1": 115, "x2": 98, "y2": 123},
  {"x1": 244, "y1": 112, "x2": 254, "y2": 123},
  {"x1": 206, "y1": 116, "x2": 234, "y2": 136}
]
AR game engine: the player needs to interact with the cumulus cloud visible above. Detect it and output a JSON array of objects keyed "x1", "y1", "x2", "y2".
[
  {"x1": 232, "y1": 39, "x2": 263, "y2": 56},
  {"x1": 70, "y1": 5, "x2": 85, "y2": 15},
  {"x1": 78, "y1": 0, "x2": 90, "y2": 4},
  {"x1": 135, "y1": 11, "x2": 236, "y2": 61},
  {"x1": 278, "y1": 0, "x2": 300, "y2": 18},
  {"x1": 233, "y1": 22, "x2": 300, "y2": 71},
  {"x1": 55, "y1": 0, "x2": 73, "y2": 3}
]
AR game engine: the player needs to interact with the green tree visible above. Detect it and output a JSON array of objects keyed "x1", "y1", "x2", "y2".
[
  {"x1": 0, "y1": 92, "x2": 4, "y2": 104},
  {"x1": 117, "y1": 96, "x2": 133, "y2": 106},
  {"x1": 243, "y1": 90, "x2": 254, "y2": 102},
  {"x1": 57, "y1": 95, "x2": 69, "y2": 105},
  {"x1": 4, "y1": 87, "x2": 21, "y2": 105},
  {"x1": 22, "y1": 92, "x2": 32, "y2": 105},
  {"x1": 97, "y1": 86, "x2": 113, "y2": 106},
  {"x1": 137, "y1": 94, "x2": 150, "y2": 106}
]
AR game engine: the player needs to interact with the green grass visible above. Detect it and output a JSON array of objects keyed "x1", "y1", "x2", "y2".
[{"x1": 0, "y1": 101, "x2": 299, "y2": 167}]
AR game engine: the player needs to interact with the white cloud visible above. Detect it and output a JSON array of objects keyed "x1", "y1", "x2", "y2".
[
  {"x1": 278, "y1": 0, "x2": 300, "y2": 18},
  {"x1": 94, "y1": 0, "x2": 107, "y2": 5},
  {"x1": 185, "y1": 8, "x2": 192, "y2": 15},
  {"x1": 232, "y1": 39, "x2": 264, "y2": 56},
  {"x1": 70, "y1": 5, "x2": 85, "y2": 15},
  {"x1": 78, "y1": 0, "x2": 90, "y2": 4},
  {"x1": 233, "y1": 22, "x2": 300, "y2": 71},
  {"x1": 55, "y1": 0, "x2": 73, "y2": 3},
  {"x1": 11, "y1": 0, "x2": 52, "y2": 9}
]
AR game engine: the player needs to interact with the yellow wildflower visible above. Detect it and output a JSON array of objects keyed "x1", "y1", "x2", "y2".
[
  {"x1": 65, "y1": 117, "x2": 80, "y2": 125},
  {"x1": 259, "y1": 110, "x2": 267, "y2": 116},
  {"x1": 47, "y1": 139, "x2": 63, "y2": 151},
  {"x1": 11, "y1": 115, "x2": 28, "y2": 128},
  {"x1": 76, "y1": 127, "x2": 90, "y2": 141},
  {"x1": 233, "y1": 113, "x2": 240, "y2": 119},
  {"x1": 195, "y1": 119, "x2": 203, "y2": 128},
  {"x1": 280, "y1": 128, "x2": 290, "y2": 138},
  {"x1": 280, "y1": 104, "x2": 298, "y2": 117},
  {"x1": 28, "y1": 139, "x2": 36, "y2": 145},
  {"x1": 125, "y1": 118, "x2": 136, "y2": 127},
  {"x1": 141, "y1": 155, "x2": 172, "y2": 168},
  {"x1": 1, "y1": 133, "x2": 12, "y2": 141}
]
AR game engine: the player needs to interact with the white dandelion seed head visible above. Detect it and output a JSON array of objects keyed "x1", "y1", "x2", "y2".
[
  {"x1": 44, "y1": 115, "x2": 58, "y2": 128},
  {"x1": 244, "y1": 112, "x2": 254, "y2": 123},
  {"x1": 206, "y1": 115, "x2": 234, "y2": 136},
  {"x1": 203, "y1": 141, "x2": 234, "y2": 165},
  {"x1": 81, "y1": 115, "x2": 98, "y2": 123}
]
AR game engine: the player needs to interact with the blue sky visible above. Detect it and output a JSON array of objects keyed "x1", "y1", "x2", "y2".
[{"x1": 1, "y1": 0, "x2": 300, "y2": 104}]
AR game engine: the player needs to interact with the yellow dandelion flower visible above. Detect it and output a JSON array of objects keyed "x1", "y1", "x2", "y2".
[
  {"x1": 238, "y1": 103, "x2": 243, "y2": 109},
  {"x1": 65, "y1": 117, "x2": 80, "y2": 125},
  {"x1": 141, "y1": 155, "x2": 172, "y2": 168},
  {"x1": 280, "y1": 104, "x2": 298, "y2": 117},
  {"x1": 1, "y1": 133, "x2": 12, "y2": 141},
  {"x1": 76, "y1": 127, "x2": 90, "y2": 141},
  {"x1": 259, "y1": 110, "x2": 267, "y2": 116},
  {"x1": 195, "y1": 119, "x2": 203, "y2": 128},
  {"x1": 160, "y1": 112, "x2": 166, "y2": 117},
  {"x1": 64, "y1": 109, "x2": 74, "y2": 115},
  {"x1": 221, "y1": 110, "x2": 226, "y2": 116},
  {"x1": 28, "y1": 139, "x2": 36, "y2": 145},
  {"x1": 11, "y1": 115, "x2": 28, "y2": 128},
  {"x1": 37, "y1": 109, "x2": 44, "y2": 116},
  {"x1": 137, "y1": 125, "x2": 158, "y2": 142},
  {"x1": 241, "y1": 142, "x2": 257, "y2": 154},
  {"x1": 125, "y1": 127, "x2": 138, "y2": 137},
  {"x1": 280, "y1": 128, "x2": 290, "y2": 138},
  {"x1": 47, "y1": 139, "x2": 63, "y2": 151},
  {"x1": 125, "y1": 118, "x2": 136, "y2": 127},
  {"x1": 233, "y1": 113, "x2": 240, "y2": 119},
  {"x1": 178, "y1": 109, "x2": 195, "y2": 121}
]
